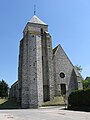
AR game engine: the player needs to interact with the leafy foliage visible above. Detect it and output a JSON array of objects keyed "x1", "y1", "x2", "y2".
[
  {"x1": 74, "y1": 65, "x2": 82, "y2": 73},
  {"x1": 68, "y1": 89, "x2": 90, "y2": 107},
  {"x1": 83, "y1": 77, "x2": 90, "y2": 89},
  {"x1": 0, "y1": 80, "x2": 8, "y2": 98}
]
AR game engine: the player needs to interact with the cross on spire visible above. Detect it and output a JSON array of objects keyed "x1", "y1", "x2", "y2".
[{"x1": 34, "y1": 5, "x2": 36, "y2": 15}]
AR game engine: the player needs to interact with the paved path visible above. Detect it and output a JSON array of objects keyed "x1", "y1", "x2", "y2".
[{"x1": 0, "y1": 106, "x2": 90, "y2": 120}]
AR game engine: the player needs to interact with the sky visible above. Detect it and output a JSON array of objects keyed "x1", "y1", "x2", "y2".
[{"x1": 0, "y1": 0, "x2": 90, "y2": 86}]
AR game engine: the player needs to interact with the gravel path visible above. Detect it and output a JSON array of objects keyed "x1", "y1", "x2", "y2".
[{"x1": 0, "y1": 106, "x2": 90, "y2": 120}]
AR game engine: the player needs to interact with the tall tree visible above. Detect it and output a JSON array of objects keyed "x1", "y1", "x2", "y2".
[{"x1": 0, "y1": 80, "x2": 8, "y2": 98}]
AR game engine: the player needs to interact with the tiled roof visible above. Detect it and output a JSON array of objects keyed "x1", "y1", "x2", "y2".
[{"x1": 29, "y1": 15, "x2": 47, "y2": 25}]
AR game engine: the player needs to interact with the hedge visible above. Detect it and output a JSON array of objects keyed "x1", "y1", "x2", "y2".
[{"x1": 68, "y1": 88, "x2": 90, "y2": 107}]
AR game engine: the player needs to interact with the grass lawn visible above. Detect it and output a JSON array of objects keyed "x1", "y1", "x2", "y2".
[
  {"x1": 0, "y1": 98, "x2": 20, "y2": 109},
  {"x1": 42, "y1": 96, "x2": 65, "y2": 106},
  {"x1": 0, "y1": 96, "x2": 65, "y2": 109},
  {"x1": 0, "y1": 98, "x2": 8, "y2": 104}
]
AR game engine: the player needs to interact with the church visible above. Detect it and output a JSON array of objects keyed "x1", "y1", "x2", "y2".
[{"x1": 10, "y1": 15, "x2": 83, "y2": 108}]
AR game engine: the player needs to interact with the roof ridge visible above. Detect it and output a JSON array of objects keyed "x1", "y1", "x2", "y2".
[
  {"x1": 53, "y1": 44, "x2": 60, "y2": 54},
  {"x1": 29, "y1": 15, "x2": 47, "y2": 25}
]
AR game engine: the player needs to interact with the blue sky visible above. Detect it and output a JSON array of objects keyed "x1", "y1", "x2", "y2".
[{"x1": 0, "y1": 0, "x2": 90, "y2": 86}]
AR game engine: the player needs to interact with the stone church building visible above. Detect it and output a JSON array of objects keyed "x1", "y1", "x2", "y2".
[{"x1": 10, "y1": 15, "x2": 83, "y2": 108}]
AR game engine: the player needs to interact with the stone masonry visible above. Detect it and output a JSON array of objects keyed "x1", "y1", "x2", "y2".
[{"x1": 10, "y1": 15, "x2": 83, "y2": 108}]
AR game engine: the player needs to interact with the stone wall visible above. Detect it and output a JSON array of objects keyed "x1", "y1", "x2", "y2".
[
  {"x1": 18, "y1": 39, "x2": 23, "y2": 103},
  {"x1": 53, "y1": 44, "x2": 82, "y2": 96},
  {"x1": 18, "y1": 22, "x2": 48, "y2": 108},
  {"x1": 44, "y1": 32, "x2": 54, "y2": 100},
  {"x1": 41, "y1": 31, "x2": 54, "y2": 101},
  {"x1": 10, "y1": 81, "x2": 19, "y2": 100},
  {"x1": 36, "y1": 35, "x2": 43, "y2": 107},
  {"x1": 21, "y1": 34, "x2": 29, "y2": 108}
]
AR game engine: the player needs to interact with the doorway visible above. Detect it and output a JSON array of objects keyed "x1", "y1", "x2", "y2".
[{"x1": 60, "y1": 84, "x2": 66, "y2": 95}]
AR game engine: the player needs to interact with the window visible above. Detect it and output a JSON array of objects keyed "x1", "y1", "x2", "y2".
[
  {"x1": 41, "y1": 28, "x2": 43, "y2": 36},
  {"x1": 60, "y1": 72, "x2": 65, "y2": 78},
  {"x1": 33, "y1": 63, "x2": 35, "y2": 66}
]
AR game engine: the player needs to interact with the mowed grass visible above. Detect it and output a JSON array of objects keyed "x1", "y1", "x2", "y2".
[
  {"x1": 0, "y1": 98, "x2": 8, "y2": 104},
  {"x1": 0, "y1": 96, "x2": 65, "y2": 109},
  {"x1": 0, "y1": 98, "x2": 20, "y2": 109},
  {"x1": 42, "y1": 96, "x2": 65, "y2": 106}
]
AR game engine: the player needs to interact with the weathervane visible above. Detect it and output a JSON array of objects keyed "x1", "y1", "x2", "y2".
[{"x1": 34, "y1": 5, "x2": 36, "y2": 15}]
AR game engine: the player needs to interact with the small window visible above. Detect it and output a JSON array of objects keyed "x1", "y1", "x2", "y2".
[
  {"x1": 41, "y1": 28, "x2": 43, "y2": 36},
  {"x1": 33, "y1": 63, "x2": 35, "y2": 66},
  {"x1": 60, "y1": 72, "x2": 65, "y2": 78}
]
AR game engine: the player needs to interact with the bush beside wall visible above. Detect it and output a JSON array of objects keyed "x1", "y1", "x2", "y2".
[{"x1": 68, "y1": 89, "x2": 90, "y2": 107}]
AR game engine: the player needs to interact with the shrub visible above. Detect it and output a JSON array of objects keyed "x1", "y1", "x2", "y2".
[{"x1": 68, "y1": 88, "x2": 90, "y2": 107}]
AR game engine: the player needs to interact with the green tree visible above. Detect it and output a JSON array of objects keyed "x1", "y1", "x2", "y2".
[
  {"x1": 0, "y1": 80, "x2": 8, "y2": 98},
  {"x1": 83, "y1": 77, "x2": 90, "y2": 89},
  {"x1": 74, "y1": 65, "x2": 82, "y2": 73}
]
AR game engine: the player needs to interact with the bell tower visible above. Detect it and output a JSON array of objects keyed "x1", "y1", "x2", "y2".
[{"x1": 18, "y1": 15, "x2": 54, "y2": 108}]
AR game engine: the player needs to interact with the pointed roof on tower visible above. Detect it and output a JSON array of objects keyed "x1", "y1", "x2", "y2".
[{"x1": 29, "y1": 15, "x2": 47, "y2": 25}]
